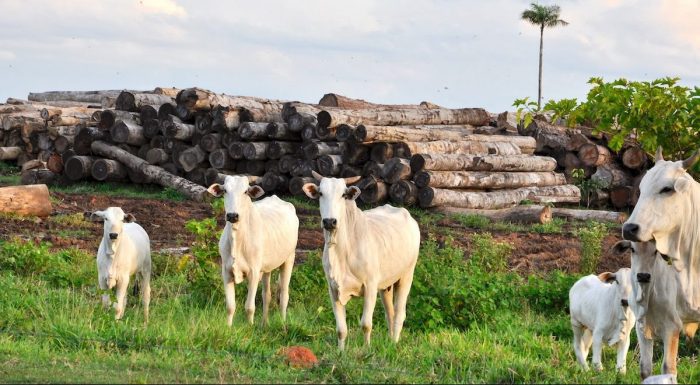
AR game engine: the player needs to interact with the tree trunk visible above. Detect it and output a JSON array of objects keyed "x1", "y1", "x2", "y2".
[
  {"x1": 176, "y1": 88, "x2": 285, "y2": 122},
  {"x1": 282, "y1": 102, "x2": 322, "y2": 122},
  {"x1": 98, "y1": 110, "x2": 140, "y2": 130},
  {"x1": 335, "y1": 124, "x2": 356, "y2": 142},
  {"x1": 621, "y1": 146, "x2": 647, "y2": 170},
  {"x1": 418, "y1": 185, "x2": 581, "y2": 209},
  {"x1": 414, "y1": 170, "x2": 566, "y2": 189},
  {"x1": 578, "y1": 144, "x2": 611, "y2": 167},
  {"x1": 389, "y1": 180, "x2": 419, "y2": 206},
  {"x1": 317, "y1": 154, "x2": 343, "y2": 176},
  {"x1": 318, "y1": 93, "x2": 389, "y2": 109},
  {"x1": 150, "y1": 135, "x2": 166, "y2": 149},
  {"x1": 610, "y1": 186, "x2": 633, "y2": 209},
  {"x1": 46, "y1": 152, "x2": 64, "y2": 173},
  {"x1": 266, "y1": 122, "x2": 300, "y2": 141},
  {"x1": 566, "y1": 132, "x2": 593, "y2": 151},
  {"x1": 195, "y1": 114, "x2": 212, "y2": 134},
  {"x1": 289, "y1": 176, "x2": 315, "y2": 196},
  {"x1": 146, "y1": 148, "x2": 169, "y2": 165},
  {"x1": 352, "y1": 126, "x2": 533, "y2": 149},
  {"x1": 302, "y1": 141, "x2": 346, "y2": 160},
  {"x1": 260, "y1": 172, "x2": 288, "y2": 193},
  {"x1": 265, "y1": 159, "x2": 280, "y2": 174},
  {"x1": 244, "y1": 160, "x2": 267, "y2": 176},
  {"x1": 550, "y1": 208, "x2": 627, "y2": 223},
  {"x1": 410, "y1": 153, "x2": 557, "y2": 173},
  {"x1": 591, "y1": 163, "x2": 632, "y2": 189},
  {"x1": 28, "y1": 90, "x2": 137, "y2": 104},
  {"x1": 315, "y1": 124, "x2": 338, "y2": 141},
  {"x1": 278, "y1": 155, "x2": 299, "y2": 174},
  {"x1": 0, "y1": 184, "x2": 52, "y2": 217},
  {"x1": 301, "y1": 124, "x2": 317, "y2": 141},
  {"x1": 158, "y1": 103, "x2": 178, "y2": 121},
  {"x1": 291, "y1": 159, "x2": 317, "y2": 177},
  {"x1": 286, "y1": 112, "x2": 317, "y2": 132},
  {"x1": 163, "y1": 119, "x2": 195, "y2": 141},
  {"x1": 65, "y1": 155, "x2": 97, "y2": 181},
  {"x1": 91, "y1": 159, "x2": 128, "y2": 181},
  {"x1": 362, "y1": 161, "x2": 386, "y2": 177},
  {"x1": 242, "y1": 142, "x2": 270, "y2": 160},
  {"x1": 115, "y1": 92, "x2": 174, "y2": 112},
  {"x1": 317, "y1": 106, "x2": 490, "y2": 129},
  {"x1": 199, "y1": 133, "x2": 222, "y2": 152},
  {"x1": 340, "y1": 165, "x2": 362, "y2": 177},
  {"x1": 21, "y1": 169, "x2": 61, "y2": 186},
  {"x1": 381, "y1": 157, "x2": 412, "y2": 184},
  {"x1": 111, "y1": 120, "x2": 146, "y2": 146},
  {"x1": 370, "y1": 142, "x2": 394, "y2": 163},
  {"x1": 436, "y1": 205, "x2": 553, "y2": 224},
  {"x1": 177, "y1": 145, "x2": 207, "y2": 172},
  {"x1": 90, "y1": 141, "x2": 210, "y2": 201},
  {"x1": 211, "y1": 106, "x2": 242, "y2": 131},
  {"x1": 342, "y1": 143, "x2": 370, "y2": 165},
  {"x1": 227, "y1": 141, "x2": 245, "y2": 160},
  {"x1": 208, "y1": 148, "x2": 236, "y2": 169},
  {"x1": 0, "y1": 146, "x2": 22, "y2": 160},
  {"x1": 496, "y1": 111, "x2": 521, "y2": 135},
  {"x1": 239, "y1": 122, "x2": 271, "y2": 141},
  {"x1": 357, "y1": 176, "x2": 388, "y2": 204},
  {"x1": 267, "y1": 141, "x2": 300, "y2": 159},
  {"x1": 186, "y1": 167, "x2": 207, "y2": 186},
  {"x1": 401, "y1": 140, "x2": 523, "y2": 158}
]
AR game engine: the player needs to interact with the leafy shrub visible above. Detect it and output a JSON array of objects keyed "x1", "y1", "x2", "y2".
[
  {"x1": 452, "y1": 214, "x2": 491, "y2": 229},
  {"x1": 469, "y1": 233, "x2": 513, "y2": 273},
  {"x1": 0, "y1": 239, "x2": 93, "y2": 287},
  {"x1": 576, "y1": 221, "x2": 608, "y2": 274},
  {"x1": 521, "y1": 271, "x2": 578, "y2": 313},
  {"x1": 181, "y1": 217, "x2": 223, "y2": 306}
]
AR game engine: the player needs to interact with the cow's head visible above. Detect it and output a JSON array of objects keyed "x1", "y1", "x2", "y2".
[
  {"x1": 207, "y1": 175, "x2": 264, "y2": 230},
  {"x1": 597, "y1": 267, "x2": 636, "y2": 326},
  {"x1": 85, "y1": 207, "x2": 135, "y2": 288},
  {"x1": 622, "y1": 147, "x2": 700, "y2": 263},
  {"x1": 613, "y1": 240, "x2": 663, "y2": 318},
  {"x1": 302, "y1": 171, "x2": 361, "y2": 241}
]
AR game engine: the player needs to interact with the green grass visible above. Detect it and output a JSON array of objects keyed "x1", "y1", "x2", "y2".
[
  {"x1": 0, "y1": 161, "x2": 20, "y2": 186},
  {"x1": 1, "y1": 230, "x2": 699, "y2": 383},
  {"x1": 283, "y1": 196, "x2": 319, "y2": 211},
  {"x1": 51, "y1": 182, "x2": 187, "y2": 201}
]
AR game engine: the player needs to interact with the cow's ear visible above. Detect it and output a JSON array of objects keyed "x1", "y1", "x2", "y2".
[
  {"x1": 207, "y1": 183, "x2": 225, "y2": 197},
  {"x1": 246, "y1": 185, "x2": 265, "y2": 199},
  {"x1": 124, "y1": 213, "x2": 136, "y2": 223},
  {"x1": 612, "y1": 240, "x2": 632, "y2": 255},
  {"x1": 302, "y1": 183, "x2": 320, "y2": 199},
  {"x1": 675, "y1": 177, "x2": 691, "y2": 193},
  {"x1": 343, "y1": 186, "x2": 361, "y2": 200},
  {"x1": 597, "y1": 272, "x2": 617, "y2": 284},
  {"x1": 84, "y1": 211, "x2": 105, "y2": 222}
]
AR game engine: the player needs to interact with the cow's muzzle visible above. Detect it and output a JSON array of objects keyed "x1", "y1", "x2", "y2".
[
  {"x1": 226, "y1": 213, "x2": 239, "y2": 223},
  {"x1": 637, "y1": 272, "x2": 651, "y2": 283},
  {"x1": 622, "y1": 223, "x2": 641, "y2": 241},
  {"x1": 109, "y1": 233, "x2": 118, "y2": 240},
  {"x1": 322, "y1": 218, "x2": 337, "y2": 231},
  {"x1": 621, "y1": 299, "x2": 629, "y2": 307}
]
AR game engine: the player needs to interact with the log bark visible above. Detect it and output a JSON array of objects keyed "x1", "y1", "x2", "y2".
[
  {"x1": 239, "y1": 122, "x2": 271, "y2": 141},
  {"x1": 578, "y1": 144, "x2": 612, "y2": 167},
  {"x1": 340, "y1": 165, "x2": 362, "y2": 177},
  {"x1": 47, "y1": 125, "x2": 78, "y2": 139},
  {"x1": 91, "y1": 159, "x2": 128, "y2": 181},
  {"x1": 28, "y1": 90, "x2": 137, "y2": 104},
  {"x1": 90, "y1": 141, "x2": 209, "y2": 201},
  {"x1": 0, "y1": 146, "x2": 22, "y2": 160},
  {"x1": 343, "y1": 143, "x2": 370, "y2": 165},
  {"x1": 146, "y1": 148, "x2": 169, "y2": 165},
  {"x1": 195, "y1": 114, "x2": 212, "y2": 134},
  {"x1": 150, "y1": 135, "x2": 165, "y2": 149},
  {"x1": 260, "y1": 172, "x2": 288, "y2": 192},
  {"x1": 550, "y1": 208, "x2": 627, "y2": 223},
  {"x1": 382, "y1": 157, "x2": 412, "y2": 184},
  {"x1": 566, "y1": 132, "x2": 593, "y2": 152},
  {"x1": 362, "y1": 161, "x2": 386, "y2": 177},
  {"x1": 591, "y1": 163, "x2": 632, "y2": 189},
  {"x1": 267, "y1": 141, "x2": 300, "y2": 159},
  {"x1": 46, "y1": 152, "x2": 64, "y2": 173},
  {"x1": 352, "y1": 126, "x2": 532, "y2": 149},
  {"x1": 199, "y1": 133, "x2": 222, "y2": 152},
  {"x1": 301, "y1": 124, "x2": 317, "y2": 141},
  {"x1": 265, "y1": 159, "x2": 280, "y2": 174},
  {"x1": 289, "y1": 176, "x2": 315, "y2": 196},
  {"x1": 315, "y1": 124, "x2": 338, "y2": 141},
  {"x1": 278, "y1": 155, "x2": 299, "y2": 174},
  {"x1": 357, "y1": 176, "x2": 388, "y2": 204},
  {"x1": 111, "y1": 120, "x2": 146, "y2": 146},
  {"x1": 410, "y1": 153, "x2": 558, "y2": 173},
  {"x1": 414, "y1": 171, "x2": 567, "y2": 189},
  {"x1": 401, "y1": 140, "x2": 523, "y2": 158},
  {"x1": 211, "y1": 106, "x2": 242, "y2": 131},
  {"x1": 177, "y1": 145, "x2": 207, "y2": 172},
  {"x1": 335, "y1": 124, "x2": 356, "y2": 142},
  {"x1": 290, "y1": 159, "x2": 317, "y2": 177},
  {"x1": 65, "y1": 155, "x2": 97, "y2": 181},
  {"x1": 370, "y1": 142, "x2": 394, "y2": 163},
  {"x1": 389, "y1": 180, "x2": 418, "y2": 206},
  {"x1": 139, "y1": 104, "x2": 159, "y2": 123},
  {"x1": 610, "y1": 186, "x2": 633, "y2": 209},
  {"x1": 158, "y1": 103, "x2": 178, "y2": 121},
  {"x1": 0, "y1": 184, "x2": 52, "y2": 217},
  {"x1": 208, "y1": 148, "x2": 236, "y2": 169},
  {"x1": 317, "y1": 106, "x2": 490, "y2": 129},
  {"x1": 621, "y1": 146, "x2": 647, "y2": 170},
  {"x1": 228, "y1": 142, "x2": 245, "y2": 160},
  {"x1": 287, "y1": 113, "x2": 317, "y2": 132},
  {"x1": 496, "y1": 111, "x2": 521, "y2": 135},
  {"x1": 186, "y1": 167, "x2": 207, "y2": 186},
  {"x1": 176, "y1": 88, "x2": 285, "y2": 122},
  {"x1": 115, "y1": 92, "x2": 174, "y2": 112},
  {"x1": 266, "y1": 122, "x2": 300, "y2": 141},
  {"x1": 163, "y1": 119, "x2": 195, "y2": 141},
  {"x1": 436, "y1": 205, "x2": 553, "y2": 224},
  {"x1": 20, "y1": 169, "x2": 60, "y2": 186},
  {"x1": 98, "y1": 110, "x2": 140, "y2": 130},
  {"x1": 282, "y1": 102, "x2": 322, "y2": 122},
  {"x1": 418, "y1": 185, "x2": 581, "y2": 209},
  {"x1": 302, "y1": 141, "x2": 346, "y2": 160},
  {"x1": 317, "y1": 154, "x2": 343, "y2": 176},
  {"x1": 244, "y1": 160, "x2": 267, "y2": 176}
]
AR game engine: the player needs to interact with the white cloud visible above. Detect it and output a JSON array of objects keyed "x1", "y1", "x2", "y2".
[{"x1": 137, "y1": 0, "x2": 187, "y2": 18}]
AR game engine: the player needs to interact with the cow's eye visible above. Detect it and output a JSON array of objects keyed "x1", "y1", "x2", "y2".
[
  {"x1": 318, "y1": 192, "x2": 323, "y2": 196},
  {"x1": 659, "y1": 186, "x2": 674, "y2": 194}
]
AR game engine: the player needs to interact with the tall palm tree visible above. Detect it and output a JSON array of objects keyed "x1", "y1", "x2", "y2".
[{"x1": 521, "y1": 3, "x2": 568, "y2": 110}]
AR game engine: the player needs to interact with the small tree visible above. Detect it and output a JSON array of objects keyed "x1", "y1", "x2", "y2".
[{"x1": 521, "y1": 3, "x2": 569, "y2": 110}]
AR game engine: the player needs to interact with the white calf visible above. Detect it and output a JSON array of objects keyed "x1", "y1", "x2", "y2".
[
  {"x1": 569, "y1": 268, "x2": 636, "y2": 373},
  {"x1": 87, "y1": 207, "x2": 151, "y2": 322}
]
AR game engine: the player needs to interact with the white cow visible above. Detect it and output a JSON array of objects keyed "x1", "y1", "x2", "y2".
[
  {"x1": 207, "y1": 175, "x2": 298, "y2": 326},
  {"x1": 302, "y1": 171, "x2": 420, "y2": 350},
  {"x1": 621, "y1": 148, "x2": 700, "y2": 379},
  {"x1": 613, "y1": 240, "x2": 700, "y2": 380},
  {"x1": 87, "y1": 207, "x2": 151, "y2": 322},
  {"x1": 569, "y1": 267, "x2": 636, "y2": 373}
]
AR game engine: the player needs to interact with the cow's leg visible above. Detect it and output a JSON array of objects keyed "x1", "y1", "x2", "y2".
[
  {"x1": 392, "y1": 267, "x2": 415, "y2": 343},
  {"x1": 615, "y1": 334, "x2": 631, "y2": 374},
  {"x1": 581, "y1": 328, "x2": 593, "y2": 361},
  {"x1": 245, "y1": 270, "x2": 261, "y2": 325},
  {"x1": 662, "y1": 328, "x2": 680, "y2": 375},
  {"x1": 278, "y1": 255, "x2": 294, "y2": 323},
  {"x1": 222, "y1": 267, "x2": 236, "y2": 327},
  {"x1": 114, "y1": 276, "x2": 129, "y2": 320},
  {"x1": 571, "y1": 323, "x2": 589, "y2": 370},
  {"x1": 637, "y1": 322, "x2": 654, "y2": 379},
  {"x1": 98, "y1": 276, "x2": 111, "y2": 309},
  {"x1": 590, "y1": 330, "x2": 604, "y2": 371},
  {"x1": 380, "y1": 286, "x2": 395, "y2": 338},
  {"x1": 141, "y1": 270, "x2": 151, "y2": 325},
  {"x1": 360, "y1": 284, "x2": 378, "y2": 346},
  {"x1": 261, "y1": 272, "x2": 272, "y2": 327},
  {"x1": 328, "y1": 287, "x2": 348, "y2": 351}
]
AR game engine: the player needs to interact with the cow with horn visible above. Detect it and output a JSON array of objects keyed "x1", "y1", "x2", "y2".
[{"x1": 302, "y1": 171, "x2": 421, "y2": 350}]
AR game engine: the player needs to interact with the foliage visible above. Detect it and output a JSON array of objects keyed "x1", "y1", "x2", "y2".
[
  {"x1": 469, "y1": 233, "x2": 513, "y2": 273},
  {"x1": 181, "y1": 214, "x2": 222, "y2": 306},
  {"x1": 513, "y1": 96, "x2": 539, "y2": 127},
  {"x1": 571, "y1": 168, "x2": 604, "y2": 208},
  {"x1": 576, "y1": 221, "x2": 609, "y2": 274},
  {"x1": 52, "y1": 181, "x2": 187, "y2": 201},
  {"x1": 522, "y1": 271, "x2": 578, "y2": 313}
]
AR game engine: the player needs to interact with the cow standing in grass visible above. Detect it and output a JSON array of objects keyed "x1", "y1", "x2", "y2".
[
  {"x1": 303, "y1": 171, "x2": 420, "y2": 350},
  {"x1": 207, "y1": 175, "x2": 298, "y2": 326},
  {"x1": 621, "y1": 148, "x2": 700, "y2": 380},
  {"x1": 87, "y1": 207, "x2": 151, "y2": 323}
]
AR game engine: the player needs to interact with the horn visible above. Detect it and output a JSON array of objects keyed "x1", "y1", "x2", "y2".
[
  {"x1": 247, "y1": 175, "x2": 260, "y2": 184},
  {"x1": 311, "y1": 170, "x2": 323, "y2": 181},
  {"x1": 655, "y1": 146, "x2": 664, "y2": 162},
  {"x1": 344, "y1": 176, "x2": 362, "y2": 185},
  {"x1": 682, "y1": 150, "x2": 700, "y2": 170}
]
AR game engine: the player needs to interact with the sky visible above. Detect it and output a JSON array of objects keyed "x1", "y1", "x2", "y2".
[{"x1": 0, "y1": 0, "x2": 698, "y2": 113}]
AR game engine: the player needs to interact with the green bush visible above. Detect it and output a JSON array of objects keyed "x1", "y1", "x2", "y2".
[
  {"x1": 521, "y1": 271, "x2": 578, "y2": 313},
  {"x1": 181, "y1": 217, "x2": 223, "y2": 306},
  {"x1": 576, "y1": 221, "x2": 608, "y2": 274}
]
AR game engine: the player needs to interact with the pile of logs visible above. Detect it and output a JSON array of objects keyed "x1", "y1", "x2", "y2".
[{"x1": 0, "y1": 87, "x2": 585, "y2": 209}]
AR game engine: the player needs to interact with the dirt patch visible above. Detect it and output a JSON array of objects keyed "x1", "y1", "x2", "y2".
[{"x1": 0, "y1": 192, "x2": 630, "y2": 275}]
